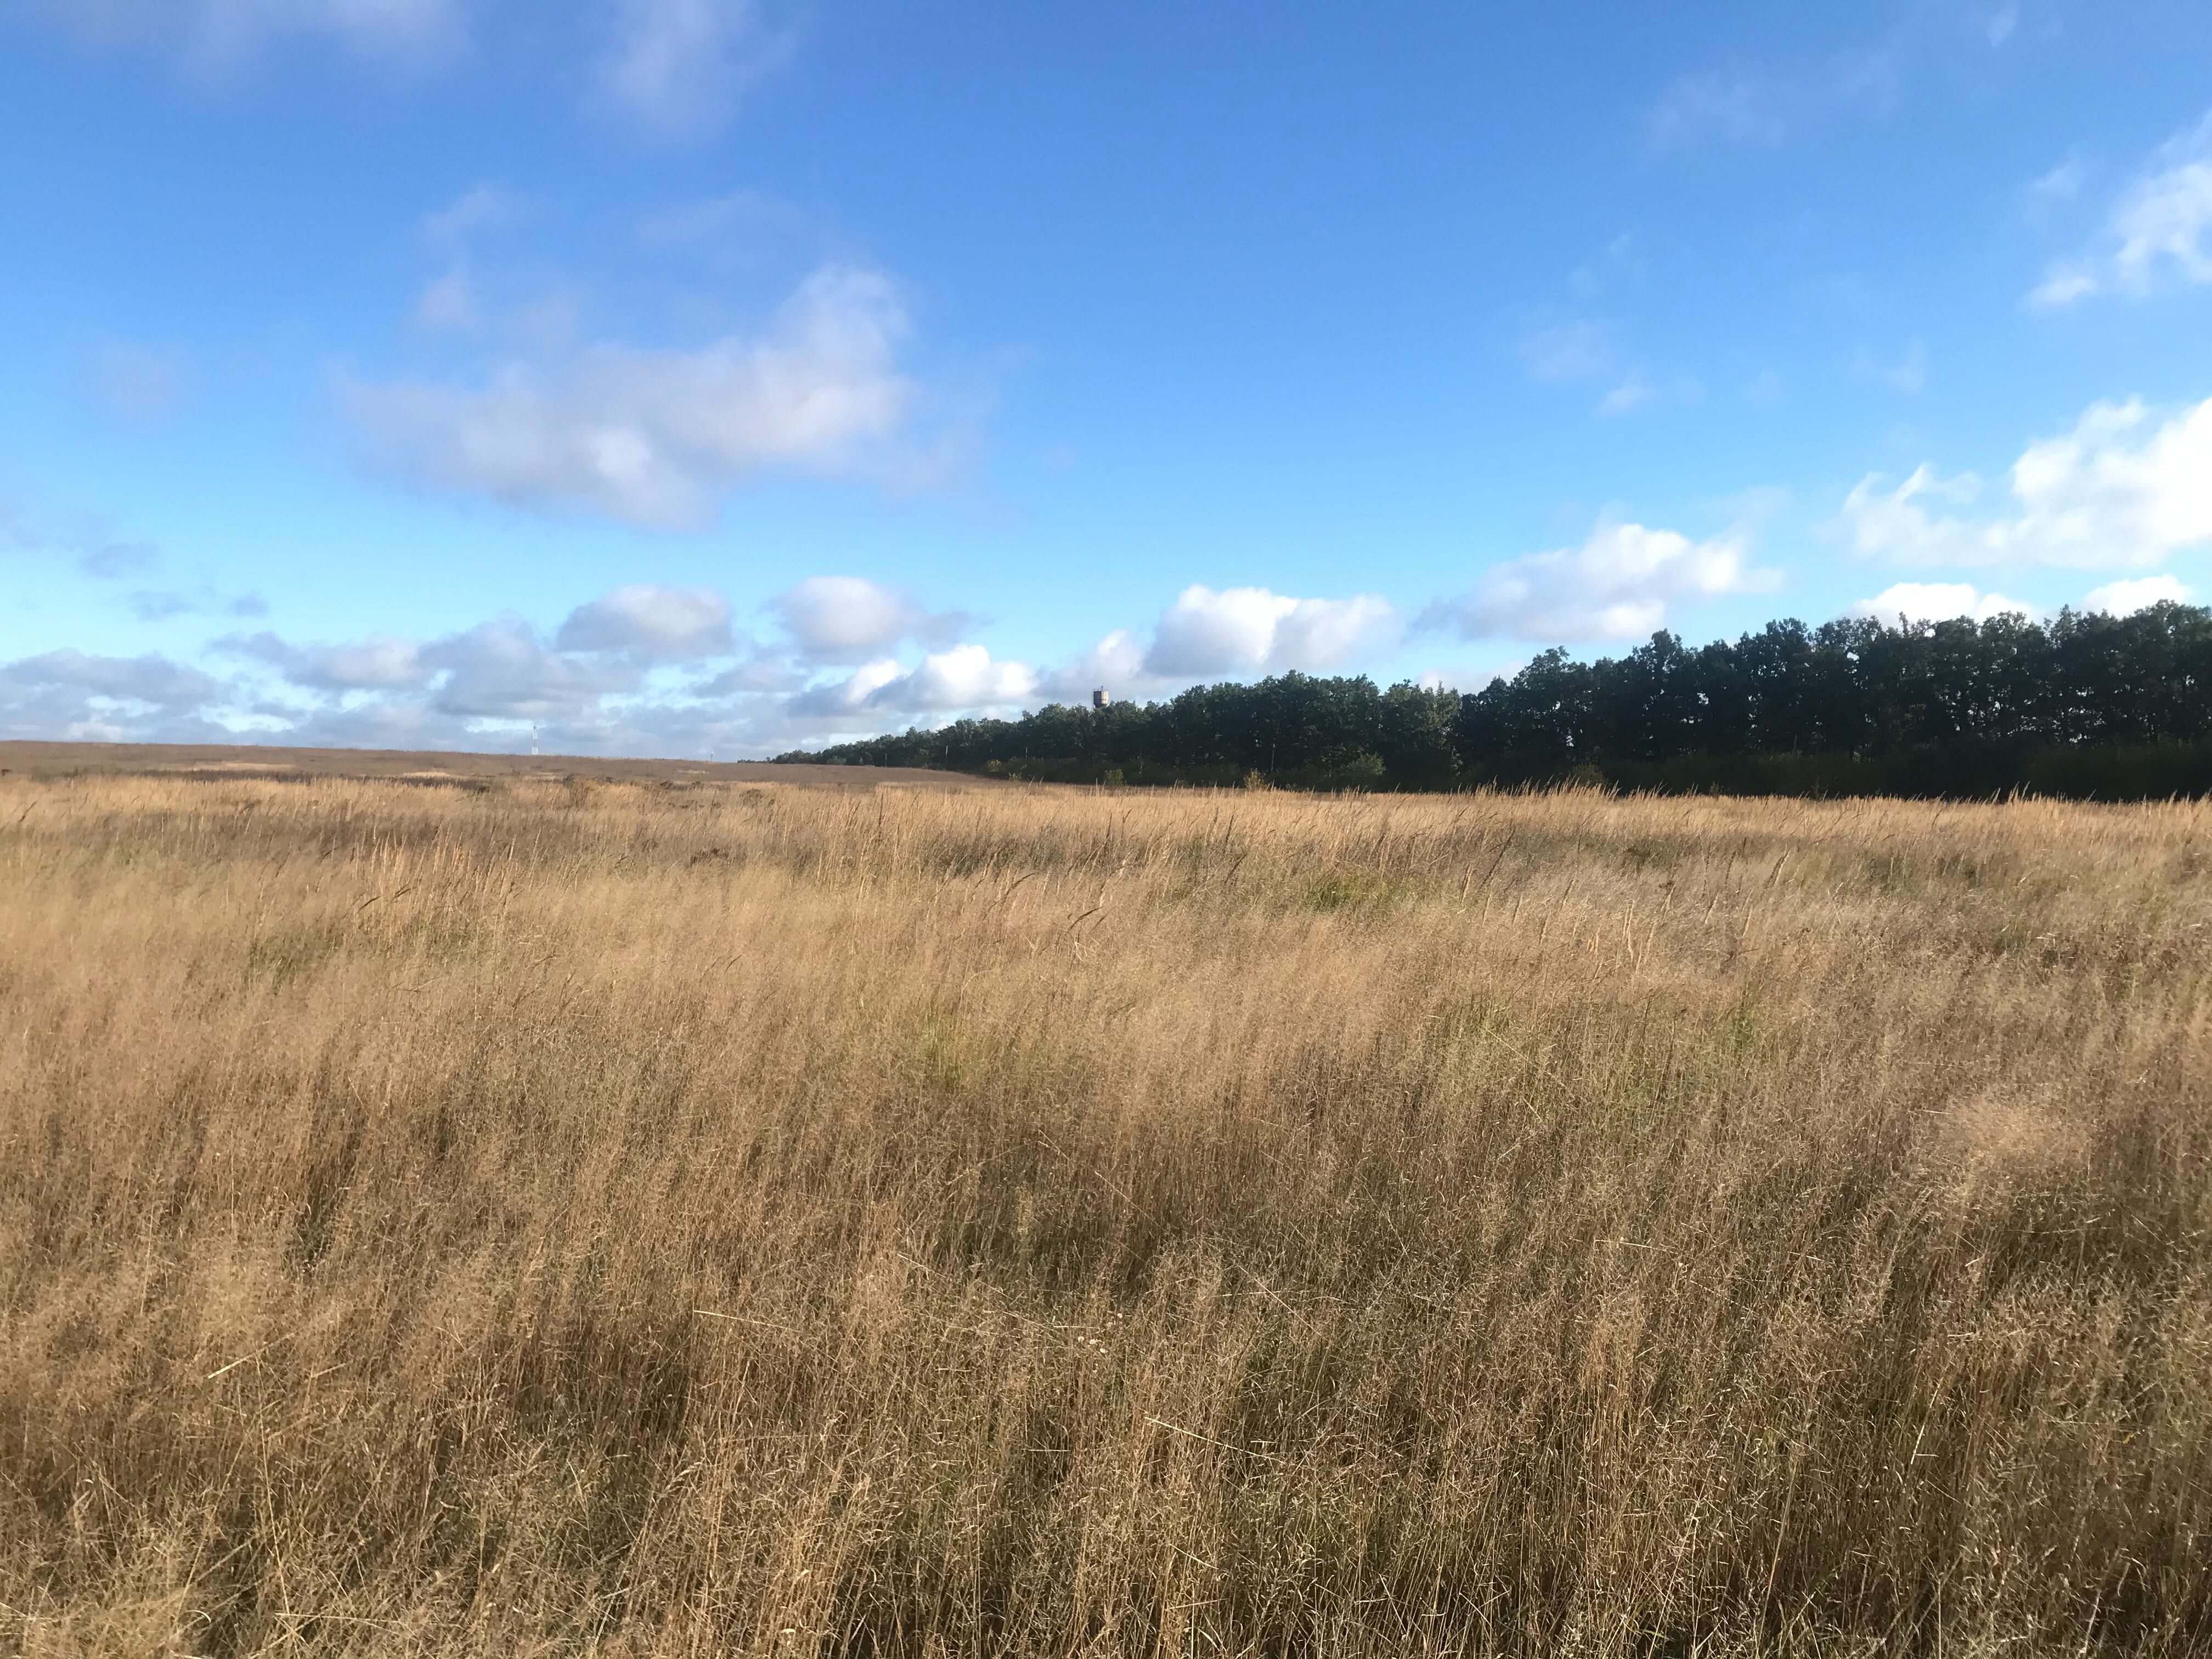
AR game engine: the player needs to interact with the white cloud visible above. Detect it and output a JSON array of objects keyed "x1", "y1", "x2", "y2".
[
  {"x1": 37, "y1": 0, "x2": 464, "y2": 73},
  {"x1": 414, "y1": 267, "x2": 476, "y2": 331},
  {"x1": 1596, "y1": 376, "x2": 1654, "y2": 417},
  {"x1": 1420, "y1": 521, "x2": 1774, "y2": 643},
  {"x1": 222, "y1": 630, "x2": 431, "y2": 691},
  {"x1": 556, "y1": 585, "x2": 733, "y2": 659},
  {"x1": 1848, "y1": 583, "x2": 2033, "y2": 624},
  {"x1": 0, "y1": 503, "x2": 157, "y2": 579},
  {"x1": 599, "y1": 0, "x2": 789, "y2": 139},
  {"x1": 1649, "y1": 71, "x2": 1787, "y2": 149},
  {"x1": 1649, "y1": 15, "x2": 2028, "y2": 158},
  {"x1": 1142, "y1": 586, "x2": 1398, "y2": 679},
  {"x1": 2, "y1": 649, "x2": 221, "y2": 708},
  {"x1": 421, "y1": 183, "x2": 519, "y2": 248},
  {"x1": 2031, "y1": 112, "x2": 2212, "y2": 307},
  {"x1": 2027, "y1": 154, "x2": 2087, "y2": 208},
  {"x1": 2084, "y1": 574, "x2": 2192, "y2": 616},
  {"x1": 1041, "y1": 629, "x2": 1149, "y2": 701},
  {"x1": 768, "y1": 575, "x2": 968, "y2": 664},
  {"x1": 182, "y1": 578, "x2": 1013, "y2": 754},
  {"x1": 788, "y1": 657, "x2": 906, "y2": 717},
  {"x1": 421, "y1": 617, "x2": 638, "y2": 719},
  {"x1": 1852, "y1": 338, "x2": 1927, "y2": 396},
  {"x1": 882, "y1": 644, "x2": 1037, "y2": 713},
  {"x1": 1519, "y1": 319, "x2": 1612, "y2": 383},
  {"x1": 93, "y1": 343, "x2": 187, "y2": 421},
  {"x1": 129, "y1": 588, "x2": 266, "y2": 622},
  {"x1": 791, "y1": 645, "x2": 1036, "y2": 719},
  {"x1": 1833, "y1": 396, "x2": 2212, "y2": 569},
  {"x1": 346, "y1": 264, "x2": 915, "y2": 528}
]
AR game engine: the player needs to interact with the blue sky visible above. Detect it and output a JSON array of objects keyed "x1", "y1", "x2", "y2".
[{"x1": 3, "y1": 0, "x2": 2209, "y2": 755}]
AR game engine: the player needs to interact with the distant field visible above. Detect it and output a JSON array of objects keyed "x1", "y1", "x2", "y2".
[
  {"x1": 2, "y1": 774, "x2": 2207, "y2": 1656},
  {"x1": 0, "y1": 739, "x2": 985, "y2": 792}
]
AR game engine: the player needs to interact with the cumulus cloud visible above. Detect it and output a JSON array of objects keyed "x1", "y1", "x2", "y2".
[
  {"x1": 220, "y1": 630, "x2": 431, "y2": 691},
  {"x1": 2, "y1": 649, "x2": 220, "y2": 708},
  {"x1": 1832, "y1": 396, "x2": 2212, "y2": 569},
  {"x1": 1141, "y1": 586, "x2": 1399, "y2": 679},
  {"x1": 2031, "y1": 112, "x2": 2212, "y2": 307},
  {"x1": 1848, "y1": 583, "x2": 2034, "y2": 624},
  {"x1": 1420, "y1": 521, "x2": 1773, "y2": 643},
  {"x1": 1040, "y1": 629, "x2": 1149, "y2": 701},
  {"x1": 790, "y1": 645, "x2": 1036, "y2": 719},
  {"x1": 346, "y1": 264, "x2": 913, "y2": 528},
  {"x1": 178, "y1": 574, "x2": 1020, "y2": 753},
  {"x1": 768, "y1": 575, "x2": 968, "y2": 663},
  {"x1": 2084, "y1": 574, "x2": 2193, "y2": 615},
  {"x1": 34, "y1": 0, "x2": 464, "y2": 73},
  {"x1": 419, "y1": 617, "x2": 640, "y2": 719},
  {"x1": 224, "y1": 614, "x2": 650, "y2": 716},
  {"x1": 556, "y1": 585, "x2": 733, "y2": 659},
  {"x1": 599, "y1": 0, "x2": 790, "y2": 139},
  {"x1": 878, "y1": 644, "x2": 1037, "y2": 713}
]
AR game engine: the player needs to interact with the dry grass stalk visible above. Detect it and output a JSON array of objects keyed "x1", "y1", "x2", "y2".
[{"x1": 1, "y1": 775, "x2": 2207, "y2": 1656}]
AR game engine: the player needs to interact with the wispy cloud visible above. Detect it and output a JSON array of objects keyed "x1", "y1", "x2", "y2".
[
  {"x1": 1649, "y1": 70, "x2": 1789, "y2": 150},
  {"x1": 598, "y1": 0, "x2": 792, "y2": 139},
  {"x1": 1518, "y1": 319, "x2": 1613, "y2": 384},
  {"x1": 31, "y1": 0, "x2": 466, "y2": 76},
  {"x1": 1, "y1": 501, "x2": 157, "y2": 580},
  {"x1": 1596, "y1": 377, "x2": 1655, "y2": 418},
  {"x1": 1649, "y1": 8, "x2": 2027, "y2": 157},
  {"x1": 2030, "y1": 112, "x2": 2212, "y2": 307},
  {"x1": 92, "y1": 343, "x2": 189, "y2": 422},
  {"x1": 1850, "y1": 338, "x2": 1927, "y2": 397},
  {"x1": 2027, "y1": 154, "x2": 2089, "y2": 210}
]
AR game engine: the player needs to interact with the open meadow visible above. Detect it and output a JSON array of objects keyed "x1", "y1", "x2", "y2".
[{"x1": 2, "y1": 771, "x2": 2208, "y2": 1657}]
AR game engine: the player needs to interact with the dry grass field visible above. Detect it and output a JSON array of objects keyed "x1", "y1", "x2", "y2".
[
  {"x1": 2, "y1": 771, "x2": 2208, "y2": 1656},
  {"x1": 0, "y1": 740, "x2": 974, "y2": 792}
]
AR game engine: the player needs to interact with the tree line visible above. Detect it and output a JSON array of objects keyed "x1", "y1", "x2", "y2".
[{"x1": 776, "y1": 603, "x2": 2212, "y2": 798}]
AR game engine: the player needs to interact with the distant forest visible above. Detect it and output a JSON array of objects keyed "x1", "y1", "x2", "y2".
[{"x1": 776, "y1": 603, "x2": 2212, "y2": 799}]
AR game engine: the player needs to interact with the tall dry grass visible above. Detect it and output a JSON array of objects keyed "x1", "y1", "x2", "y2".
[{"x1": 1, "y1": 774, "x2": 2207, "y2": 1656}]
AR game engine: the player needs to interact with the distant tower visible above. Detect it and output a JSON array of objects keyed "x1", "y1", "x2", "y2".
[{"x1": 1092, "y1": 687, "x2": 1112, "y2": 709}]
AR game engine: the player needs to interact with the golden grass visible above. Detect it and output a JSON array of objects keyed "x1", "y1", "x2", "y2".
[{"x1": 2, "y1": 775, "x2": 2208, "y2": 1656}]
